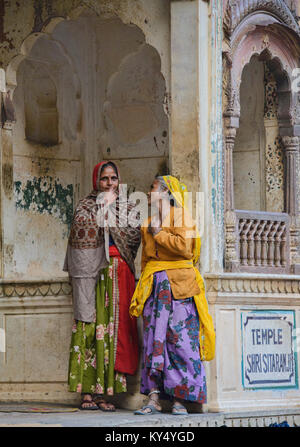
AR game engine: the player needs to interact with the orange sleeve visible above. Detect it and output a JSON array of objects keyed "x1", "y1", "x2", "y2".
[{"x1": 153, "y1": 208, "x2": 195, "y2": 259}]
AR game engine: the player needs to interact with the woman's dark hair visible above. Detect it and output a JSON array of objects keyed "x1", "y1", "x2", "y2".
[{"x1": 100, "y1": 162, "x2": 118, "y2": 177}]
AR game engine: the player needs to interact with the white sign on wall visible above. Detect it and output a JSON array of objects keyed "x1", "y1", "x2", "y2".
[{"x1": 241, "y1": 310, "x2": 297, "y2": 389}]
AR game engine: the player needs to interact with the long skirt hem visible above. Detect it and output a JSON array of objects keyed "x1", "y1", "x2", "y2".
[{"x1": 140, "y1": 270, "x2": 207, "y2": 404}]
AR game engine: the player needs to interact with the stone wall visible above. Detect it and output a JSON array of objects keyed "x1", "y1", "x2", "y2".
[
  {"x1": 0, "y1": 0, "x2": 171, "y2": 405},
  {"x1": 205, "y1": 273, "x2": 300, "y2": 412},
  {"x1": 0, "y1": 278, "x2": 74, "y2": 402},
  {"x1": 2, "y1": 1, "x2": 170, "y2": 280}
]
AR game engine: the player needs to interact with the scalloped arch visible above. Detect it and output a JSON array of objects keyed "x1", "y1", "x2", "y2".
[
  {"x1": 6, "y1": 23, "x2": 81, "y2": 99},
  {"x1": 224, "y1": 0, "x2": 300, "y2": 36}
]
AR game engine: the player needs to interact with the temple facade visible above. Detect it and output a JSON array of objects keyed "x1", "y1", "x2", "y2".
[{"x1": 0, "y1": 0, "x2": 300, "y2": 415}]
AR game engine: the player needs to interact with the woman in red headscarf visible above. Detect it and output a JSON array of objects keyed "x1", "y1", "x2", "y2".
[{"x1": 64, "y1": 161, "x2": 140, "y2": 411}]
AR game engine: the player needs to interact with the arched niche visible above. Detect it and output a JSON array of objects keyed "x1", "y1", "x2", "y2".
[
  {"x1": 233, "y1": 53, "x2": 288, "y2": 213},
  {"x1": 24, "y1": 63, "x2": 58, "y2": 146},
  {"x1": 4, "y1": 8, "x2": 169, "y2": 197},
  {"x1": 10, "y1": 32, "x2": 82, "y2": 150},
  {"x1": 223, "y1": 4, "x2": 300, "y2": 273},
  {"x1": 230, "y1": 25, "x2": 300, "y2": 126},
  {"x1": 2, "y1": 9, "x2": 169, "y2": 281}
]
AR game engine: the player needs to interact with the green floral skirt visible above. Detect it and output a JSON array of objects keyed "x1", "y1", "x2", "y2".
[{"x1": 68, "y1": 259, "x2": 127, "y2": 395}]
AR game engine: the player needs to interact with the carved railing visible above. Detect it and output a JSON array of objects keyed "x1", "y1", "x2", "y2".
[{"x1": 235, "y1": 210, "x2": 290, "y2": 273}]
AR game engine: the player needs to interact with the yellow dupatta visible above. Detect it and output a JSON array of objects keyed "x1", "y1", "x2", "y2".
[{"x1": 129, "y1": 175, "x2": 215, "y2": 361}]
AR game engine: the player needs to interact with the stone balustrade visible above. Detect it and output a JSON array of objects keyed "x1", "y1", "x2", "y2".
[{"x1": 235, "y1": 210, "x2": 290, "y2": 273}]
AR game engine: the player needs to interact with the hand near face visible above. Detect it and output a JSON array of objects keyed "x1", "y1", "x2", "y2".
[
  {"x1": 148, "y1": 215, "x2": 162, "y2": 235},
  {"x1": 103, "y1": 189, "x2": 117, "y2": 205}
]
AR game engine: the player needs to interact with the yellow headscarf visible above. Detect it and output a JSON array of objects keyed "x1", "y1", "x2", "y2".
[{"x1": 163, "y1": 175, "x2": 201, "y2": 265}]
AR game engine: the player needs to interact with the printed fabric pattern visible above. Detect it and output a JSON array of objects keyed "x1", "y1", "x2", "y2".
[
  {"x1": 140, "y1": 270, "x2": 207, "y2": 403},
  {"x1": 68, "y1": 258, "x2": 127, "y2": 395}
]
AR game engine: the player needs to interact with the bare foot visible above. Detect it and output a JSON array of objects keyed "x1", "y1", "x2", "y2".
[
  {"x1": 80, "y1": 394, "x2": 98, "y2": 410},
  {"x1": 134, "y1": 399, "x2": 162, "y2": 414},
  {"x1": 172, "y1": 400, "x2": 188, "y2": 415},
  {"x1": 93, "y1": 395, "x2": 116, "y2": 412}
]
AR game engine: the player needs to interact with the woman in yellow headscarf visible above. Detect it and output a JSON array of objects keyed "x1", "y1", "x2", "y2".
[{"x1": 131, "y1": 175, "x2": 215, "y2": 416}]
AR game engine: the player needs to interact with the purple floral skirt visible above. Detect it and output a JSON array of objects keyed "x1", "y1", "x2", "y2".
[{"x1": 140, "y1": 270, "x2": 207, "y2": 403}]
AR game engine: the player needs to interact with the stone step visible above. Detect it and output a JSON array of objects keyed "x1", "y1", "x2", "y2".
[{"x1": 0, "y1": 403, "x2": 299, "y2": 427}]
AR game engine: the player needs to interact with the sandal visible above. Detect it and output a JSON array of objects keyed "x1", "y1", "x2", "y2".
[
  {"x1": 134, "y1": 404, "x2": 162, "y2": 415},
  {"x1": 172, "y1": 403, "x2": 188, "y2": 415},
  {"x1": 93, "y1": 397, "x2": 116, "y2": 412},
  {"x1": 79, "y1": 399, "x2": 99, "y2": 411}
]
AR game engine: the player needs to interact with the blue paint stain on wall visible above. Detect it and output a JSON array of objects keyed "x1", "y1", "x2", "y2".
[
  {"x1": 208, "y1": 0, "x2": 224, "y2": 263},
  {"x1": 211, "y1": 187, "x2": 216, "y2": 219},
  {"x1": 211, "y1": 165, "x2": 216, "y2": 184},
  {"x1": 14, "y1": 176, "x2": 74, "y2": 231}
]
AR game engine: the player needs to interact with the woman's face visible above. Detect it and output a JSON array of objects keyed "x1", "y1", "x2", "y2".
[
  {"x1": 147, "y1": 179, "x2": 168, "y2": 207},
  {"x1": 99, "y1": 166, "x2": 119, "y2": 193}
]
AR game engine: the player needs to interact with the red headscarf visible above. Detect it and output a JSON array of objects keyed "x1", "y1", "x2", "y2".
[{"x1": 92, "y1": 161, "x2": 120, "y2": 191}]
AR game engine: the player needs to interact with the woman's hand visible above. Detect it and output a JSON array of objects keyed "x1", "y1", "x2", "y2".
[
  {"x1": 148, "y1": 215, "x2": 162, "y2": 236},
  {"x1": 103, "y1": 189, "x2": 117, "y2": 205}
]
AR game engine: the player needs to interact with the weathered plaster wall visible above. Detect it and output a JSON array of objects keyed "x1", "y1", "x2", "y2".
[
  {"x1": 0, "y1": 0, "x2": 170, "y2": 88},
  {"x1": 170, "y1": 1, "x2": 200, "y2": 196},
  {"x1": 50, "y1": 15, "x2": 169, "y2": 197},
  {"x1": 169, "y1": 0, "x2": 225, "y2": 277},
  {"x1": 0, "y1": 0, "x2": 171, "y2": 405},
  {"x1": 208, "y1": 0, "x2": 224, "y2": 273},
  {"x1": 1, "y1": 1, "x2": 170, "y2": 279},
  {"x1": 13, "y1": 158, "x2": 78, "y2": 278}
]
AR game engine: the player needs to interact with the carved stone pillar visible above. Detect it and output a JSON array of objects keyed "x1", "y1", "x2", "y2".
[
  {"x1": 282, "y1": 136, "x2": 300, "y2": 272},
  {"x1": 0, "y1": 86, "x2": 16, "y2": 278},
  {"x1": 224, "y1": 122, "x2": 239, "y2": 271},
  {"x1": 225, "y1": 126, "x2": 236, "y2": 212},
  {"x1": 283, "y1": 136, "x2": 299, "y2": 216}
]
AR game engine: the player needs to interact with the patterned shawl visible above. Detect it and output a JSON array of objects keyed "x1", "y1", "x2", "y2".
[{"x1": 68, "y1": 161, "x2": 141, "y2": 274}]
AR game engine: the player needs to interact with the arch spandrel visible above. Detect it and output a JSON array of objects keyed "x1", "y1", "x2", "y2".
[
  {"x1": 227, "y1": 24, "x2": 300, "y2": 135},
  {"x1": 224, "y1": 0, "x2": 300, "y2": 37},
  {"x1": 223, "y1": 0, "x2": 300, "y2": 273}
]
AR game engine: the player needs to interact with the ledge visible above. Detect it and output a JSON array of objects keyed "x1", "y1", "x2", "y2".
[
  {"x1": 204, "y1": 272, "x2": 300, "y2": 280},
  {"x1": 0, "y1": 277, "x2": 69, "y2": 284},
  {"x1": 204, "y1": 272, "x2": 300, "y2": 303},
  {"x1": 0, "y1": 278, "x2": 71, "y2": 298}
]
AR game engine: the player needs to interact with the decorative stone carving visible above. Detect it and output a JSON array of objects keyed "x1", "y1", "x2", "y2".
[
  {"x1": 235, "y1": 210, "x2": 290, "y2": 273},
  {"x1": 282, "y1": 136, "x2": 299, "y2": 216},
  {"x1": 290, "y1": 102, "x2": 300, "y2": 126},
  {"x1": 222, "y1": 51, "x2": 231, "y2": 116},
  {"x1": 264, "y1": 63, "x2": 284, "y2": 213},
  {"x1": 205, "y1": 274, "x2": 300, "y2": 295},
  {"x1": 265, "y1": 137, "x2": 284, "y2": 210},
  {"x1": 264, "y1": 63, "x2": 278, "y2": 119},
  {"x1": 223, "y1": 0, "x2": 300, "y2": 274},
  {"x1": 224, "y1": 0, "x2": 300, "y2": 36},
  {"x1": 281, "y1": 136, "x2": 300, "y2": 270},
  {"x1": 1, "y1": 90, "x2": 15, "y2": 127},
  {"x1": 0, "y1": 279, "x2": 72, "y2": 298},
  {"x1": 224, "y1": 210, "x2": 239, "y2": 271},
  {"x1": 224, "y1": 127, "x2": 236, "y2": 212}
]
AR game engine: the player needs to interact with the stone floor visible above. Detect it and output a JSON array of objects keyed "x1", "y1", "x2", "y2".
[{"x1": 0, "y1": 402, "x2": 299, "y2": 427}]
